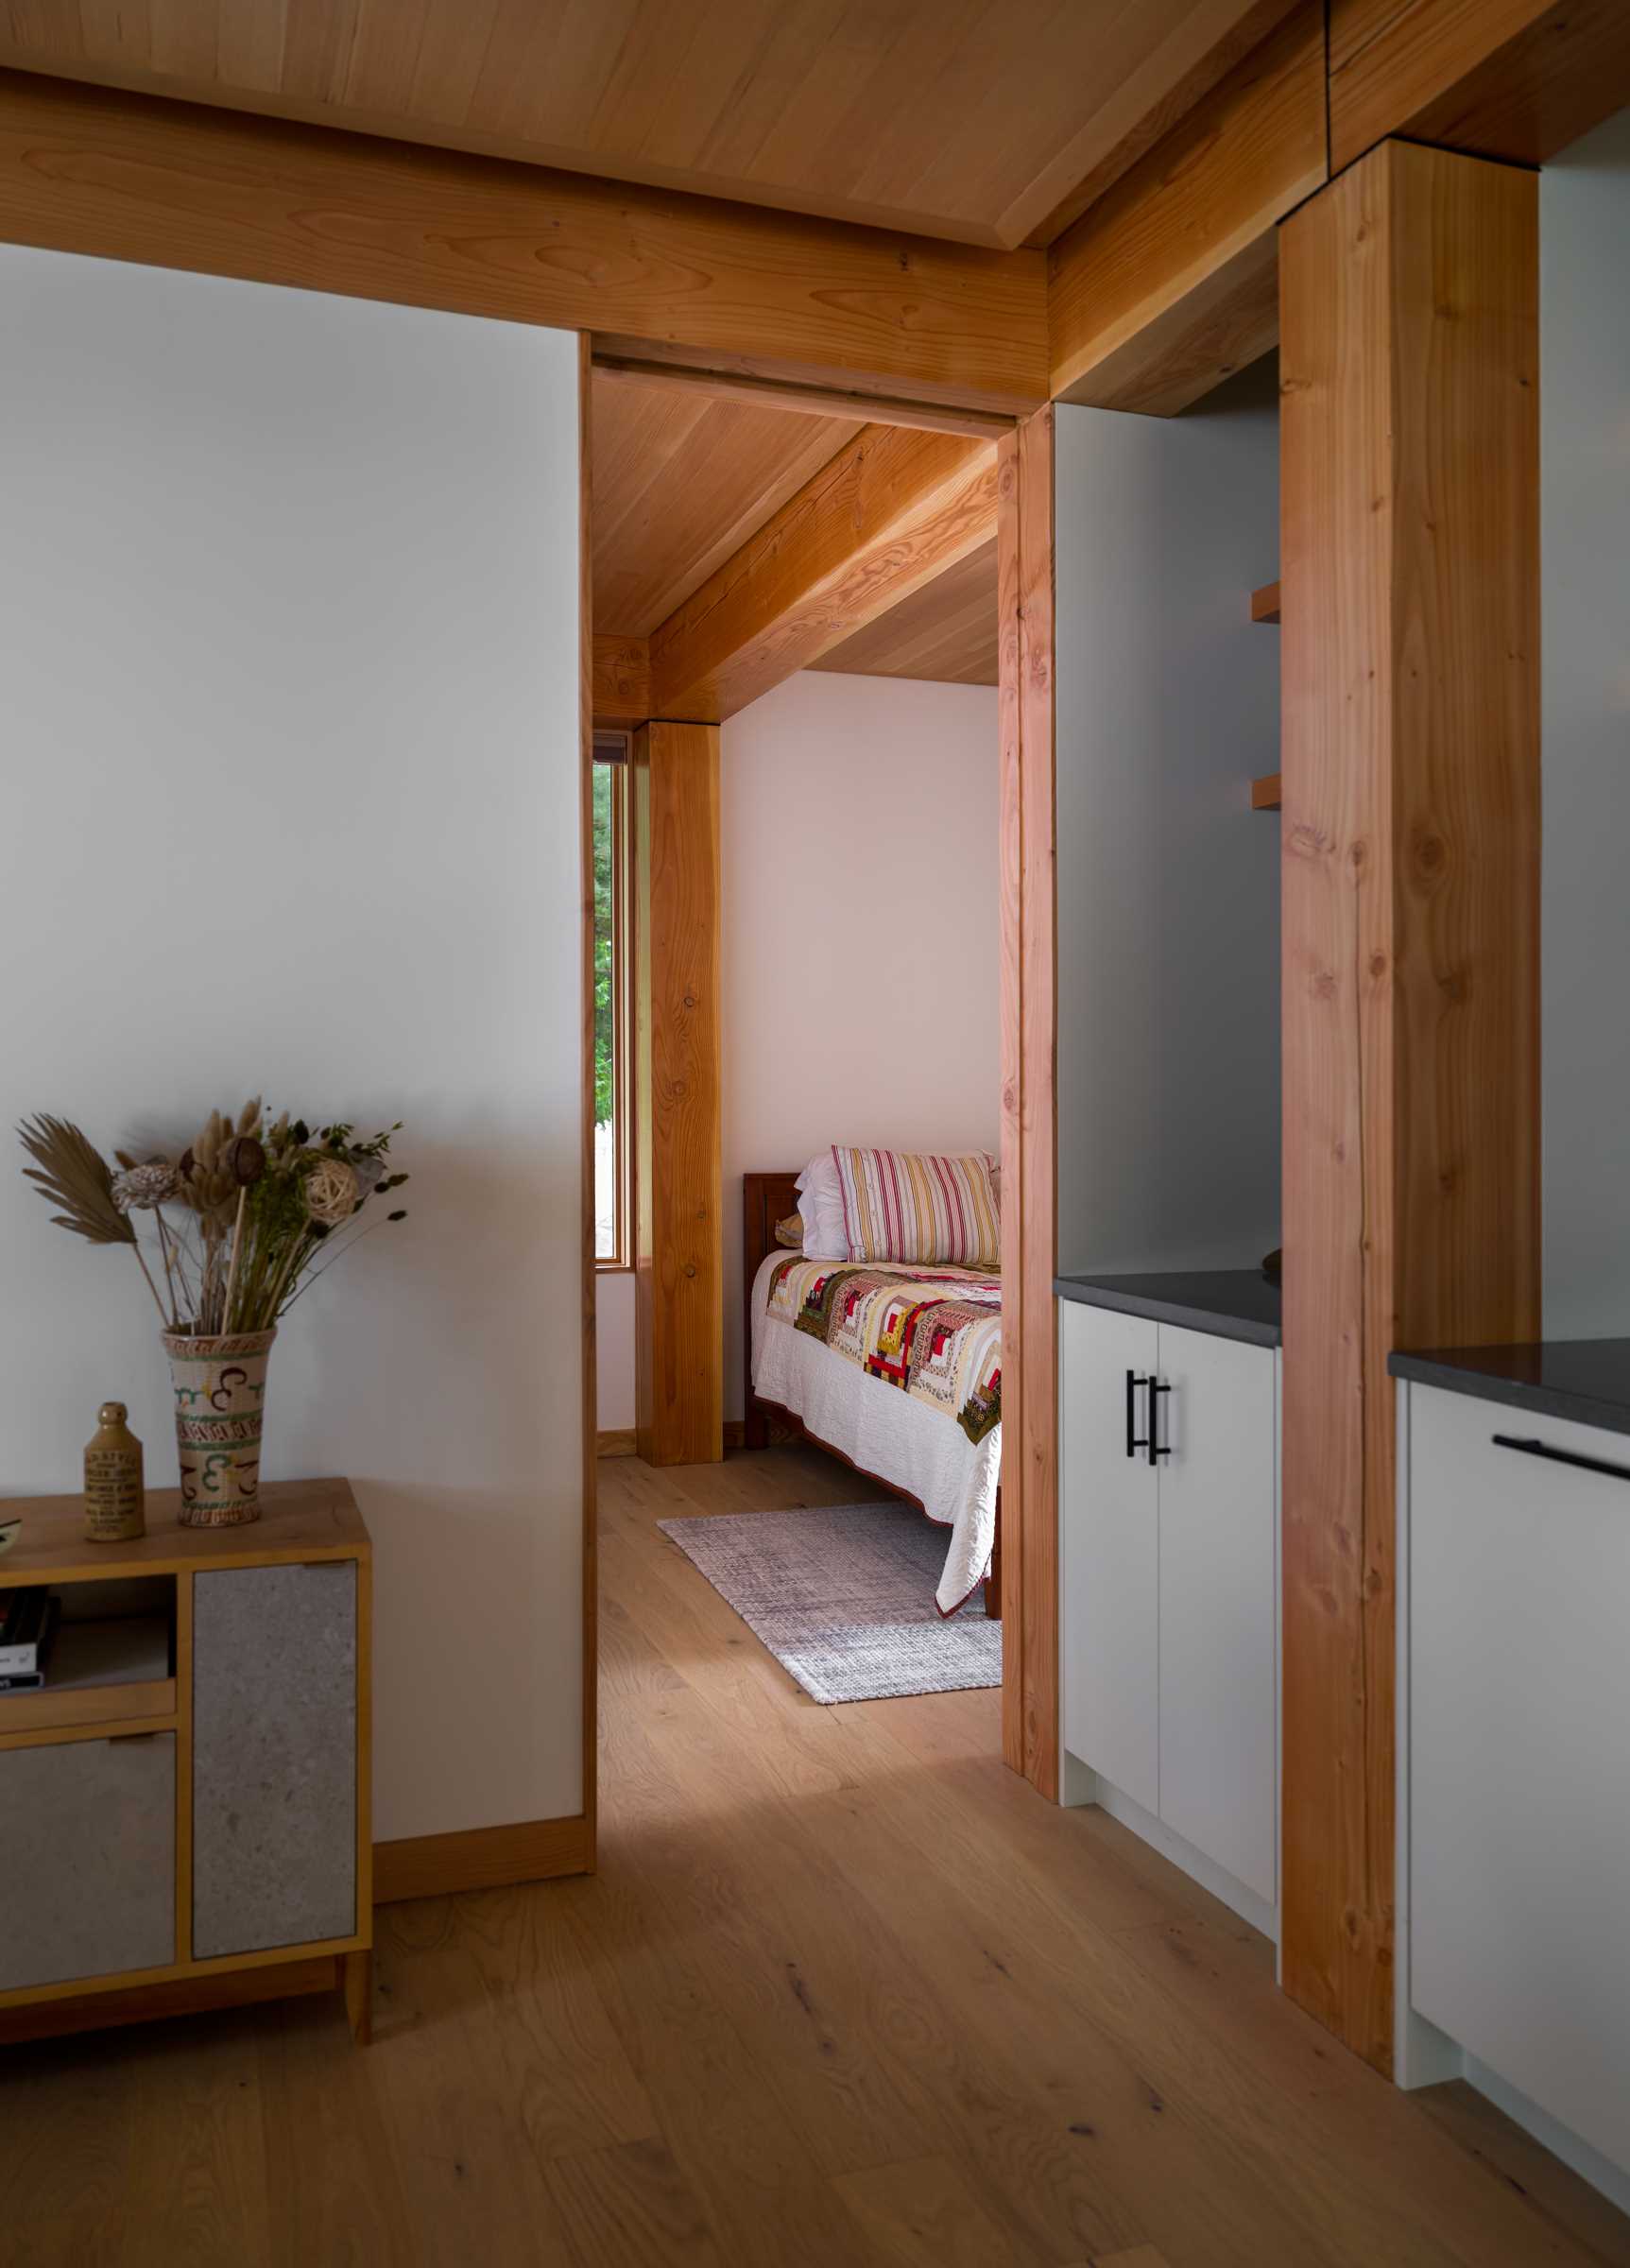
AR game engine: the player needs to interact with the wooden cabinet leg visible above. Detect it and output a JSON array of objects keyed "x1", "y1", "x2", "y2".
[{"x1": 343, "y1": 1949, "x2": 373, "y2": 2045}]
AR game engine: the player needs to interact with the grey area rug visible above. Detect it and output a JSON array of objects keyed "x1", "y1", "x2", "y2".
[{"x1": 657, "y1": 1499, "x2": 999, "y2": 1705}]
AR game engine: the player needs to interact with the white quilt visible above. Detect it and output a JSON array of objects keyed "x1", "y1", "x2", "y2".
[{"x1": 749, "y1": 1250, "x2": 1001, "y2": 1615}]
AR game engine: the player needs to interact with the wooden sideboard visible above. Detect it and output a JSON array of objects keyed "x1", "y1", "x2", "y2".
[{"x1": 0, "y1": 1477, "x2": 371, "y2": 2048}]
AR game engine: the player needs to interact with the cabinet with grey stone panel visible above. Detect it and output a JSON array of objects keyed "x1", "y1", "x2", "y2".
[{"x1": 0, "y1": 1478, "x2": 371, "y2": 2048}]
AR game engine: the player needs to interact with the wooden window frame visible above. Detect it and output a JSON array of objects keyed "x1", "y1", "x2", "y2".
[{"x1": 592, "y1": 730, "x2": 636, "y2": 1273}]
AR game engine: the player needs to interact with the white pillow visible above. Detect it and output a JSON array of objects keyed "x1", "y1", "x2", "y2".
[{"x1": 795, "y1": 1152, "x2": 849, "y2": 1261}]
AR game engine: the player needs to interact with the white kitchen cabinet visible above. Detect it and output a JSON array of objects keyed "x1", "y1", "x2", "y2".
[
  {"x1": 1399, "y1": 1381, "x2": 1630, "y2": 2200},
  {"x1": 1156, "y1": 1324, "x2": 1277, "y2": 1902},
  {"x1": 1059, "y1": 1295, "x2": 1278, "y2": 1929},
  {"x1": 1061, "y1": 1299, "x2": 1159, "y2": 1815}
]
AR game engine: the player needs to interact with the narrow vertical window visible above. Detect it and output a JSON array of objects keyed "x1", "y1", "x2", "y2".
[{"x1": 592, "y1": 731, "x2": 631, "y2": 1265}]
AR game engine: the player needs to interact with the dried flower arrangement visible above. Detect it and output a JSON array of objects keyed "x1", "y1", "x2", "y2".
[{"x1": 18, "y1": 1102, "x2": 408, "y2": 1337}]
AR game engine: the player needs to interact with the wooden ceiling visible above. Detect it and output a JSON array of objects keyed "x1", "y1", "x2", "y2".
[
  {"x1": 0, "y1": 0, "x2": 1297, "y2": 249},
  {"x1": 592, "y1": 377, "x2": 861, "y2": 638},
  {"x1": 592, "y1": 372, "x2": 995, "y2": 688}
]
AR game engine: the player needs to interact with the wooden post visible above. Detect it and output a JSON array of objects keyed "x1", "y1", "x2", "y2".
[
  {"x1": 997, "y1": 406, "x2": 1059, "y2": 1798},
  {"x1": 1278, "y1": 140, "x2": 1540, "y2": 2072},
  {"x1": 633, "y1": 720, "x2": 724, "y2": 1467}
]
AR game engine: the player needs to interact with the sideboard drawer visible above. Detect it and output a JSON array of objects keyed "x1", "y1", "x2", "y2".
[
  {"x1": 192, "y1": 1562, "x2": 358, "y2": 1960},
  {"x1": 0, "y1": 1731, "x2": 176, "y2": 1993}
]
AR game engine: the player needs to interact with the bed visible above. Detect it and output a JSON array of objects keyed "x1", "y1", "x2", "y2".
[{"x1": 742, "y1": 1170, "x2": 1003, "y2": 1619}]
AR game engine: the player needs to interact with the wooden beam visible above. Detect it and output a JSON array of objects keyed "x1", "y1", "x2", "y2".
[
  {"x1": 1279, "y1": 140, "x2": 1540, "y2": 2074},
  {"x1": 0, "y1": 68, "x2": 1047, "y2": 417},
  {"x1": 1048, "y1": 0, "x2": 1327, "y2": 415},
  {"x1": 591, "y1": 355, "x2": 1019, "y2": 442},
  {"x1": 648, "y1": 426, "x2": 997, "y2": 724},
  {"x1": 998, "y1": 407, "x2": 1059, "y2": 1801},
  {"x1": 1019, "y1": 0, "x2": 1309, "y2": 245},
  {"x1": 1251, "y1": 580, "x2": 1282, "y2": 623},
  {"x1": 1329, "y1": 0, "x2": 1630, "y2": 175},
  {"x1": 634, "y1": 721, "x2": 724, "y2": 1468},
  {"x1": 592, "y1": 634, "x2": 650, "y2": 727}
]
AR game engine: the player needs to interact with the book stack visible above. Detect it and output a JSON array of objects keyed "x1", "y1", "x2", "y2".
[{"x1": 0, "y1": 1588, "x2": 60, "y2": 1692}]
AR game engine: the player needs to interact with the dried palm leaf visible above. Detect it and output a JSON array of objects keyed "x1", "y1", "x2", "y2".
[{"x1": 18, "y1": 1115, "x2": 134, "y2": 1246}]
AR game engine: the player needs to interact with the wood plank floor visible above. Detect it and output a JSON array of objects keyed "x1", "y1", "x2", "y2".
[{"x1": 5, "y1": 1444, "x2": 1629, "y2": 2266}]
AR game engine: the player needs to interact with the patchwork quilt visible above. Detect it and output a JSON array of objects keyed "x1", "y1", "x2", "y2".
[{"x1": 766, "y1": 1254, "x2": 1001, "y2": 1445}]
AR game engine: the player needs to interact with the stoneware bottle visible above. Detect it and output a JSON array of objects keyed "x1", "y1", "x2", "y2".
[{"x1": 84, "y1": 1401, "x2": 146, "y2": 1542}]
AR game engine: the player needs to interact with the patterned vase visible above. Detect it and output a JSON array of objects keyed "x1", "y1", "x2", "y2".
[{"x1": 162, "y1": 1329, "x2": 276, "y2": 1526}]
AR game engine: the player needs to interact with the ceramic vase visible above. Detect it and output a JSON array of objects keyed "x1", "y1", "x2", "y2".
[{"x1": 162, "y1": 1329, "x2": 276, "y2": 1526}]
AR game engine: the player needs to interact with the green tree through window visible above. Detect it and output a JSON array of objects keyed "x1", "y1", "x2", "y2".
[
  {"x1": 592, "y1": 740, "x2": 628, "y2": 1263},
  {"x1": 593, "y1": 757, "x2": 614, "y2": 1127}
]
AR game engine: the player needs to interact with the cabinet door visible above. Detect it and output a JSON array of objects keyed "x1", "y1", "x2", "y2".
[
  {"x1": 192, "y1": 1562, "x2": 357, "y2": 1960},
  {"x1": 1059, "y1": 1297, "x2": 1160, "y2": 1812},
  {"x1": 1410, "y1": 1386, "x2": 1630, "y2": 2174},
  {"x1": 0, "y1": 1730, "x2": 175, "y2": 1992},
  {"x1": 1156, "y1": 1325, "x2": 1277, "y2": 1903}
]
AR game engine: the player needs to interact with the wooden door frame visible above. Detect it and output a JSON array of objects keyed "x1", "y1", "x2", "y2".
[
  {"x1": 997, "y1": 407, "x2": 1060, "y2": 1800},
  {"x1": 1277, "y1": 146, "x2": 1540, "y2": 2072}
]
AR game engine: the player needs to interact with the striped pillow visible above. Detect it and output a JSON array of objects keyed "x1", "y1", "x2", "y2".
[{"x1": 831, "y1": 1146, "x2": 1001, "y2": 1269}]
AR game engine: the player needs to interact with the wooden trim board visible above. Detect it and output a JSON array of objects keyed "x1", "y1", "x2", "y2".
[
  {"x1": 997, "y1": 406, "x2": 1060, "y2": 1800},
  {"x1": 372, "y1": 1813, "x2": 593, "y2": 1904},
  {"x1": 0, "y1": 68, "x2": 1046, "y2": 416},
  {"x1": 592, "y1": 354, "x2": 1020, "y2": 441},
  {"x1": 1278, "y1": 139, "x2": 1540, "y2": 2074},
  {"x1": 578, "y1": 335, "x2": 599, "y2": 1867},
  {"x1": 599, "y1": 1424, "x2": 746, "y2": 1458}
]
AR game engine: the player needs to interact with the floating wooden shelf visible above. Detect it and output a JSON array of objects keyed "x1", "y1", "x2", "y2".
[
  {"x1": 1251, "y1": 581, "x2": 1281, "y2": 625},
  {"x1": 1251, "y1": 773, "x2": 1282, "y2": 812}
]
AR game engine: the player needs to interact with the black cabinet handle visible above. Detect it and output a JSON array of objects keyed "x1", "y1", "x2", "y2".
[
  {"x1": 1149, "y1": 1381, "x2": 1172, "y2": 1465},
  {"x1": 1125, "y1": 1370, "x2": 1150, "y2": 1460},
  {"x1": 1492, "y1": 1433, "x2": 1630, "y2": 1485}
]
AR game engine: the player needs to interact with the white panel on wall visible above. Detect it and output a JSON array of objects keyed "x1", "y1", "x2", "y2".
[
  {"x1": 1055, "y1": 358, "x2": 1281, "y2": 1276},
  {"x1": 0, "y1": 246, "x2": 583, "y2": 1843},
  {"x1": 1542, "y1": 107, "x2": 1630, "y2": 1335},
  {"x1": 595, "y1": 1270, "x2": 637, "y2": 1432},
  {"x1": 714, "y1": 669, "x2": 1001, "y2": 1418}
]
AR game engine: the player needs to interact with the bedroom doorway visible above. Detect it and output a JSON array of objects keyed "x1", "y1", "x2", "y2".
[{"x1": 585, "y1": 359, "x2": 1031, "y2": 1759}]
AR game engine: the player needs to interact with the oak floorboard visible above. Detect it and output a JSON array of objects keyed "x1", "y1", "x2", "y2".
[
  {"x1": 543, "y1": 2134, "x2": 725, "y2": 2266},
  {"x1": 3, "y1": 1444, "x2": 1626, "y2": 2267},
  {"x1": 258, "y1": 1994, "x2": 417, "y2": 2268},
  {"x1": 121, "y1": 2013, "x2": 274, "y2": 2268},
  {"x1": 0, "y1": 2028, "x2": 137, "y2": 2266},
  {"x1": 833, "y1": 2152, "x2": 1037, "y2": 2266},
  {"x1": 368, "y1": 1933, "x2": 582, "y2": 2265},
  {"x1": 427, "y1": 1881, "x2": 661, "y2": 2166}
]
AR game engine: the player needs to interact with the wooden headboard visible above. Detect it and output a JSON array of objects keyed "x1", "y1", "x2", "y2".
[{"x1": 742, "y1": 1171, "x2": 802, "y2": 1448}]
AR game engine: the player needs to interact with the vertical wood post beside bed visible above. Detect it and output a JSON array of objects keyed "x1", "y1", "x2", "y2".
[{"x1": 997, "y1": 407, "x2": 1058, "y2": 1797}]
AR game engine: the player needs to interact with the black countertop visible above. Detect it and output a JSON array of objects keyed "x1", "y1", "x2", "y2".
[
  {"x1": 1054, "y1": 1269, "x2": 1280, "y2": 1349},
  {"x1": 1388, "y1": 1341, "x2": 1630, "y2": 1439}
]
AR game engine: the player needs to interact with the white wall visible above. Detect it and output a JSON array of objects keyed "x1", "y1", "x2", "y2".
[
  {"x1": 0, "y1": 247, "x2": 584, "y2": 1844},
  {"x1": 1542, "y1": 108, "x2": 1630, "y2": 1335},
  {"x1": 718, "y1": 670, "x2": 1001, "y2": 1418},
  {"x1": 596, "y1": 1271, "x2": 637, "y2": 1431},
  {"x1": 1055, "y1": 359, "x2": 1282, "y2": 1276}
]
